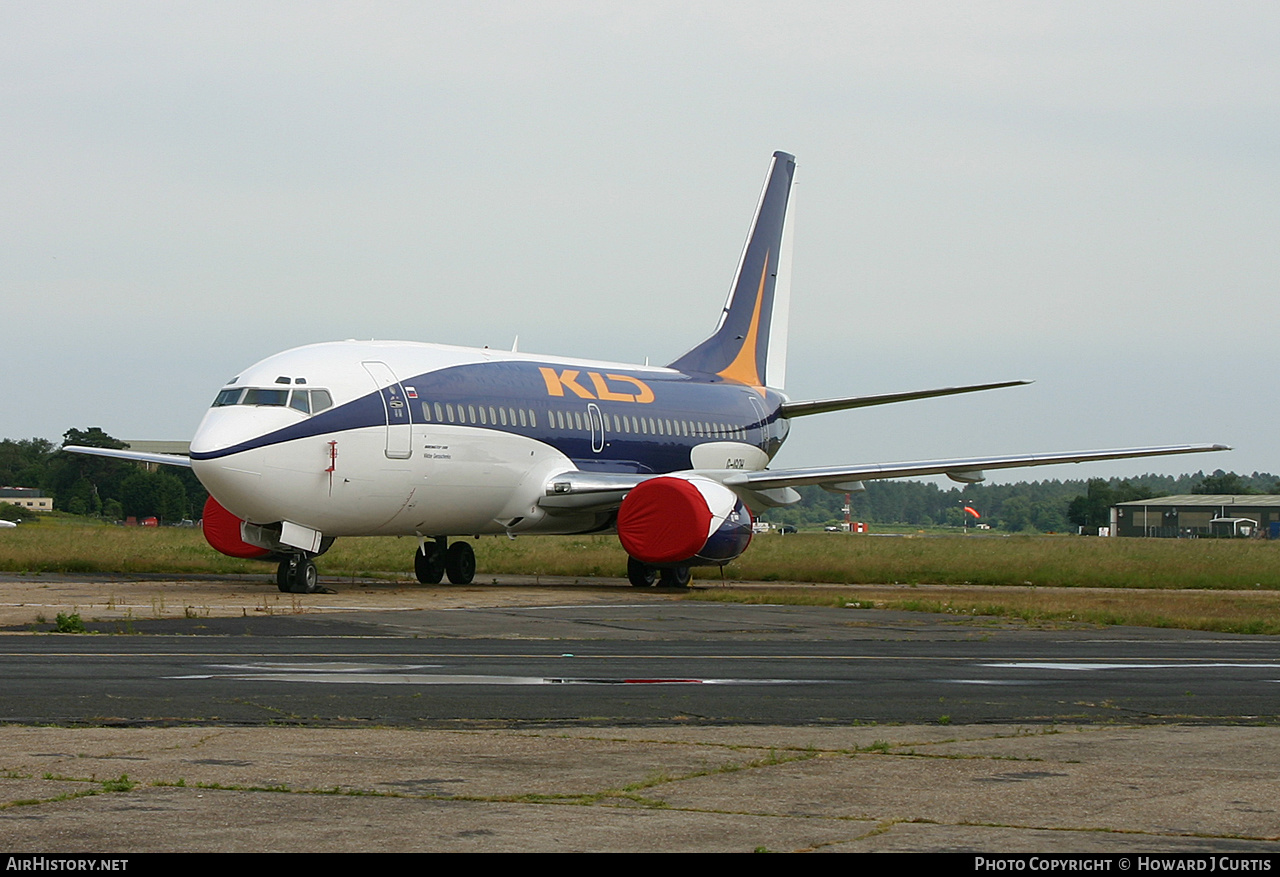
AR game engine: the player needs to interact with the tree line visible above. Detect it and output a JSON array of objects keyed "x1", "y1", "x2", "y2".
[{"x1": 759, "y1": 470, "x2": 1280, "y2": 533}]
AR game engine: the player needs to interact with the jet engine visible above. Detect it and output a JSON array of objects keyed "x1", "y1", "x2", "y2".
[
  {"x1": 201, "y1": 496, "x2": 272, "y2": 559},
  {"x1": 616, "y1": 476, "x2": 752, "y2": 567}
]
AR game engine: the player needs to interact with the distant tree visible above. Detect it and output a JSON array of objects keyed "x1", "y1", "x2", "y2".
[
  {"x1": 1068, "y1": 480, "x2": 1109, "y2": 530},
  {"x1": 1030, "y1": 499, "x2": 1068, "y2": 533},
  {"x1": 1192, "y1": 470, "x2": 1256, "y2": 495},
  {"x1": 154, "y1": 471, "x2": 189, "y2": 521},
  {"x1": 1113, "y1": 480, "x2": 1155, "y2": 503},
  {"x1": 119, "y1": 471, "x2": 161, "y2": 519},
  {"x1": 171, "y1": 466, "x2": 207, "y2": 518},
  {"x1": 61, "y1": 428, "x2": 127, "y2": 450},
  {"x1": 1068, "y1": 480, "x2": 1110, "y2": 530},
  {"x1": 119, "y1": 470, "x2": 188, "y2": 522},
  {"x1": 0, "y1": 438, "x2": 56, "y2": 488},
  {"x1": 1067, "y1": 480, "x2": 1153, "y2": 531},
  {"x1": 1000, "y1": 496, "x2": 1032, "y2": 532},
  {"x1": 49, "y1": 428, "x2": 130, "y2": 515},
  {"x1": 62, "y1": 477, "x2": 102, "y2": 516}
]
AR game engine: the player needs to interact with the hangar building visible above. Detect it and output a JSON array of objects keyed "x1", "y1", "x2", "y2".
[{"x1": 1111, "y1": 494, "x2": 1280, "y2": 538}]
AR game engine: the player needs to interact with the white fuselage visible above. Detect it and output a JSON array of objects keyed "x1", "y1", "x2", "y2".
[{"x1": 188, "y1": 339, "x2": 780, "y2": 540}]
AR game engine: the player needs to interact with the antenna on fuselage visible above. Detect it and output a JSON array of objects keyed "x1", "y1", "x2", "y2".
[{"x1": 512, "y1": 336, "x2": 519, "y2": 352}]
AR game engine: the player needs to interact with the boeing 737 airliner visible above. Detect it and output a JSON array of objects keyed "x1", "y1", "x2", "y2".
[{"x1": 68, "y1": 152, "x2": 1228, "y2": 593}]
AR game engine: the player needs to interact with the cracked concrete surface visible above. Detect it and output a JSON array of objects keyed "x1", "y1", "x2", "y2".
[{"x1": 1, "y1": 723, "x2": 1277, "y2": 853}]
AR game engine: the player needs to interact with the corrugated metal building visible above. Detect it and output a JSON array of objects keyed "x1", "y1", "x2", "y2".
[{"x1": 1112, "y1": 494, "x2": 1280, "y2": 538}]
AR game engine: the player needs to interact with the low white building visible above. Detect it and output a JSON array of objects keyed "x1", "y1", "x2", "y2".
[{"x1": 0, "y1": 487, "x2": 52, "y2": 512}]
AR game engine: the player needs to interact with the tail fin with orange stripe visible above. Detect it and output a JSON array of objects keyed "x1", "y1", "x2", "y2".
[{"x1": 668, "y1": 151, "x2": 797, "y2": 390}]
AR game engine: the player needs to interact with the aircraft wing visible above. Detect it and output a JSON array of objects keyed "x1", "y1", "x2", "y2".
[
  {"x1": 538, "y1": 443, "x2": 1230, "y2": 514},
  {"x1": 720, "y1": 444, "x2": 1231, "y2": 493},
  {"x1": 62, "y1": 446, "x2": 193, "y2": 468}
]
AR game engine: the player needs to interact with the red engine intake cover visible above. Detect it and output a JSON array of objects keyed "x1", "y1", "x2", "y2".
[
  {"x1": 617, "y1": 477, "x2": 716, "y2": 565},
  {"x1": 201, "y1": 496, "x2": 271, "y2": 559}
]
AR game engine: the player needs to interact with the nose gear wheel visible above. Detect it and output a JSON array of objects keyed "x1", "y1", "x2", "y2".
[{"x1": 277, "y1": 556, "x2": 319, "y2": 594}]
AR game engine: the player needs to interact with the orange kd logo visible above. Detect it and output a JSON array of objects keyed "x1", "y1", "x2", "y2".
[{"x1": 539, "y1": 368, "x2": 654, "y2": 404}]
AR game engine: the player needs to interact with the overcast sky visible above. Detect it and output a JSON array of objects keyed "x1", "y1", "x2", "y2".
[{"x1": 4, "y1": 2, "x2": 1276, "y2": 483}]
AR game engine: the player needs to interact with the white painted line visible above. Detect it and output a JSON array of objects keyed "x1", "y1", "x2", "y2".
[
  {"x1": 946, "y1": 679, "x2": 1038, "y2": 685},
  {"x1": 165, "y1": 662, "x2": 814, "y2": 686},
  {"x1": 983, "y1": 662, "x2": 1280, "y2": 671}
]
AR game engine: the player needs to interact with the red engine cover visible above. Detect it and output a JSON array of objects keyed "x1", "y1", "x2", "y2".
[
  {"x1": 201, "y1": 496, "x2": 271, "y2": 559},
  {"x1": 617, "y1": 477, "x2": 715, "y2": 564}
]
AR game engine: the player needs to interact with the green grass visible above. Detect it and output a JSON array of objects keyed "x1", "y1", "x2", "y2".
[
  {"x1": 3, "y1": 524, "x2": 1280, "y2": 590},
  {"x1": 716, "y1": 532, "x2": 1280, "y2": 590},
  {"x1": 4, "y1": 522, "x2": 1280, "y2": 634},
  {"x1": 687, "y1": 583, "x2": 1280, "y2": 635}
]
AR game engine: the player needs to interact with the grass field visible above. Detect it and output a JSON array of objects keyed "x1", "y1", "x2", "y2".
[{"x1": 3, "y1": 519, "x2": 1278, "y2": 633}]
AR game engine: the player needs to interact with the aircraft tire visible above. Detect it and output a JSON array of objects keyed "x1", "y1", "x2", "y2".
[
  {"x1": 659, "y1": 566, "x2": 691, "y2": 588},
  {"x1": 415, "y1": 543, "x2": 445, "y2": 584},
  {"x1": 445, "y1": 541, "x2": 476, "y2": 585},
  {"x1": 287, "y1": 557, "x2": 319, "y2": 594},
  {"x1": 627, "y1": 557, "x2": 657, "y2": 588},
  {"x1": 276, "y1": 561, "x2": 291, "y2": 593}
]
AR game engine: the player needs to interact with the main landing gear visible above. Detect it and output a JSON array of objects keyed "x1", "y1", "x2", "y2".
[
  {"x1": 276, "y1": 554, "x2": 319, "y2": 594},
  {"x1": 415, "y1": 537, "x2": 476, "y2": 585},
  {"x1": 627, "y1": 557, "x2": 691, "y2": 589}
]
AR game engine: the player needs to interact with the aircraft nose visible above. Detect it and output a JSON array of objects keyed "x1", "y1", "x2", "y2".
[
  {"x1": 191, "y1": 407, "x2": 263, "y2": 459},
  {"x1": 188, "y1": 407, "x2": 287, "y2": 522}
]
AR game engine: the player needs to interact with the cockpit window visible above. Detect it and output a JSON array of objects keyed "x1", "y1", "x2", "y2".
[
  {"x1": 213, "y1": 388, "x2": 244, "y2": 407},
  {"x1": 211, "y1": 387, "x2": 333, "y2": 415},
  {"x1": 242, "y1": 388, "x2": 290, "y2": 406},
  {"x1": 309, "y1": 390, "x2": 333, "y2": 413}
]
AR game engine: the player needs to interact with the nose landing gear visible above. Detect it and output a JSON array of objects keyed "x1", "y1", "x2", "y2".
[{"x1": 277, "y1": 554, "x2": 319, "y2": 594}]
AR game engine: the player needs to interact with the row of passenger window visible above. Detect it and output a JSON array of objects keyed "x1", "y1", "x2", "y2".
[
  {"x1": 422, "y1": 402, "x2": 535, "y2": 429},
  {"x1": 418, "y1": 400, "x2": 749, "y2": 442},
  {"x1": 212, "y1": 387, "x2": 335, "y2": 415},
  {"x1": 600, "y1": 413, "x2": 748, "y2": 442}
]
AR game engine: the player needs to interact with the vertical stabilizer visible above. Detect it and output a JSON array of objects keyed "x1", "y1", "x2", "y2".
[{"x1": 668, "y1": 151, "x2": 797, "y2": 390}]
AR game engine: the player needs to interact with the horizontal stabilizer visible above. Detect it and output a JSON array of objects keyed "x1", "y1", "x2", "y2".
[
  {"x1": 63, "y1": 446, "x2": 193, "y2": 468},
  {"x1": 780, "y1": 380, "x2": 1030, "y2": 419}
]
